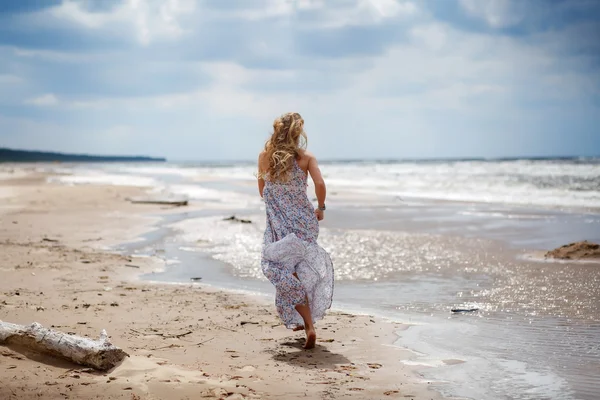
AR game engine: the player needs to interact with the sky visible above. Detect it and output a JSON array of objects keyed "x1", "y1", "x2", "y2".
[{"x1": 0, "y1": 0, "x2": 599, "y2": 161}]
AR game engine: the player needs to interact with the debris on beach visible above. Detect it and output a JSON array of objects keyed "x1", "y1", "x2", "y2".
[
  {"x1": 129, "y1": 328, "x2": 193, "y2": 339},
  {"x1": 451, "y1": 308, "x2": 479, "y2": 313},
  {"x1": 545, "y1": 241, "x2": 600, "y2": 260},
  {"x1": 0, "y1": 321, "x2": 128, "y2": 371},
  {"x1": 127, "y1": 197, "x2": 188, "y2": 207},
  {"x1": 223, "y1": 215, "x2": 252, "y2": 224}
]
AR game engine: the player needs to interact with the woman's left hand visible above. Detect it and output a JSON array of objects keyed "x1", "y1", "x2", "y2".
[{"x1": 314, "y1": 209, "x2": 324, "y2": 221}]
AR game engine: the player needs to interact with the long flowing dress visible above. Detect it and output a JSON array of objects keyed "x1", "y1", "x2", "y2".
[{"x1": 261, "y1": 159, "x2": 334, "y2": 329}]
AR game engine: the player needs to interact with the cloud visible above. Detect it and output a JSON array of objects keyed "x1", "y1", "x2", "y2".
[
  {"x1": 0, "y1": 0, "x2": 196, "y2": 50},
  {"x1": 369, "y1": 0, "x2": 417, "y2": 18},
  {"x1": 205, "y1": 0, "x2": 416, "y2": 26},
  {"x1": 25, "y1": 93, "x2": 59, "y2": 106},
  {"x1": 458, "y1": 0, "x2": 523, "y2": 28},
  {"x1": 0, "y1": 74, "x2": 23, "y2": 84},
  {"x1": 0, "y1": 0, "x2": 61, "y2": 14},
  {"x1": 0, "y1": 0, "x2": 598, "y2": 160},
  {"x1": 47, "y1": 0, "x2": 196, "y2": 45}
]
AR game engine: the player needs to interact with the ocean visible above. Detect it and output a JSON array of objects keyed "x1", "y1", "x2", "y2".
[
  {"x1": 46, "y1": 157, "x2": 600, "y2": 400},
  {"x1": 49, "y1": 157, "x2": 600, "y2": 210}
]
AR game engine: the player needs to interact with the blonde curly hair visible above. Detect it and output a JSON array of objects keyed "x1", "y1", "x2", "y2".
[{"x1": 263, "y1": 112, "x2": 307, "y2": 183}]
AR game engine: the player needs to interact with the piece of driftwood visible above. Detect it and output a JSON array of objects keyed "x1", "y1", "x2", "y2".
[
  {"x1": 223, "y1": 215, "x2": 252, "y2": 224},
  {"x1": 451, "y1": 308, "x2": 479, "y2": 313},
  {"x1": 129, "y1": 328, "x2": 193, "y2": 339},
  {"x1": 127, "y1": 197, "x2": 188, "y2": 207},
  {"x1": 0, "y1": 321, "x2": 128, "y2": 371}
]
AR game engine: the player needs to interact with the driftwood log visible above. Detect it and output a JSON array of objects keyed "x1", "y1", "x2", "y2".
[
  {"x1": 127, "y1": 197, "x2": 188, "y2": 206},
  {"x1": 223, "y1": 215, "x2": 252, "y2": 224},
  {"x1": 0, "y1": 321, "x2": 128, "y2": 371}
]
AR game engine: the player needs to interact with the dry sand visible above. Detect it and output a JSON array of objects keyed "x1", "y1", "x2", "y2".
[{"x1": 0, "y1": 168, "x2": 442, "y2": 400}]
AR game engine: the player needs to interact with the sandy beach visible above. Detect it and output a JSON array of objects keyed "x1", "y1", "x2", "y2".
[{"x1": 0, "y1": 168, "x2": 442, "y2": 400}]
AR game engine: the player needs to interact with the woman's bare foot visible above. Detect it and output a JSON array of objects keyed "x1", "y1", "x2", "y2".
[
  {"x1": 293, "y1": 301, "x2": 315, "y2": 349},
  {"x1": 304, "y1": 327, "x2": 316, "y2": 349},
  {"x1": 293, "y1": 325, "x2": 304, "y2": 332}
]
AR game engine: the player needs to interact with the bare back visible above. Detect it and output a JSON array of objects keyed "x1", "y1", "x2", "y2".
[
  {"x1": 259, "y1": 150, "x2": 324, "y2": 186},
  {"x1": 296, "y1": 150, "x2": 311, "y2": 174}
]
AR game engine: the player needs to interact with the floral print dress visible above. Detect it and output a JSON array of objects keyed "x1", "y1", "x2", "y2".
[{"x1": 261, "y1": 160, "x2": 334, "y2": 329}]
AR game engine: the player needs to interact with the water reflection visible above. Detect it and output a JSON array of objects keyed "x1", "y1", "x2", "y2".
[{"x1": 168, "y1": 213, "x2": 600, "y2": 399}]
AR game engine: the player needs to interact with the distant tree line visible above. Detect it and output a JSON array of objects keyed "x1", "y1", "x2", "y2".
[{"x1": 0, "y1": 148, "x2": 166, "y2": 163}]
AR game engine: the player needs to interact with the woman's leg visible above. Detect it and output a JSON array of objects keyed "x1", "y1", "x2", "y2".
[
  {"x1": 293, "y1": 272, "x2": 316, "y2": 349},
  {"x1": 295, "y1": 302, "x2": 316, "y2": 349}
]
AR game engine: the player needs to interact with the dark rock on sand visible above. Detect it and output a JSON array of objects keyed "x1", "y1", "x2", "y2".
[{"x1": 545, "y1": 241, "x2": 600, "y2": 260}]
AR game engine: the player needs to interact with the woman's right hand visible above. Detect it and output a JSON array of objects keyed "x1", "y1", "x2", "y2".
[{"x1": 315, "y1": 209, "x2": 324, "y2": 221}]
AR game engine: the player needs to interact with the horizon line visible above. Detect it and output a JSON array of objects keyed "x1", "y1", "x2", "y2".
[
  {"x1": 1, "y1": 147, "x2": 598, "y2": 164},
  {"x1": 169, "y1": 154, "x2": 600, "y2": 164}
]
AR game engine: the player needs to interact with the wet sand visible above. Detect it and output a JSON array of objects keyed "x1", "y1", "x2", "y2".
[
  {"x1": 0, "y1": 168, "x2": 442, "y2": 400},
  {"x1": 141, "y1": 182, "x2": 600, "y2": 400}
]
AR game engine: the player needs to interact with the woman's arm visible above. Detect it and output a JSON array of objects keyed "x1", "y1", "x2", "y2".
[
  {"x1": 257, "y1": 152, "x2": 267, "y2": 197},
  {"x1": 307, "y1": 153, "x2": 326, "y2": 220}
]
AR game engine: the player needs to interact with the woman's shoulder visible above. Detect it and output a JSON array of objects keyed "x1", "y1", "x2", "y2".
[
  {"x1": 258, "y1": 151, "x2": 269, "y2": 171},
  {"x1": 298, "y1": 149, "x2": 316, "y2": 162},
  {"x1": 297, "y1": 150, "x2": 316, "y2": 172}
]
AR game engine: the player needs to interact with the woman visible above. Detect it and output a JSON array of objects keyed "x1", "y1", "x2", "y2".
[{"x1": 257, "y1": 112, "x2": 334, "y2": 349}]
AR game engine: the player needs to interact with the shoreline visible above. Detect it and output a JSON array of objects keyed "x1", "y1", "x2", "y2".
[
  {"x1": 135, "y1": 193, "x2": 600, "y2": 399},
  {"x1": 4, "y1": 164, "x2": 599, "y2": 400},
  {"x1": 0, "y1": 170, "x2": 443, "y2": 400}
]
